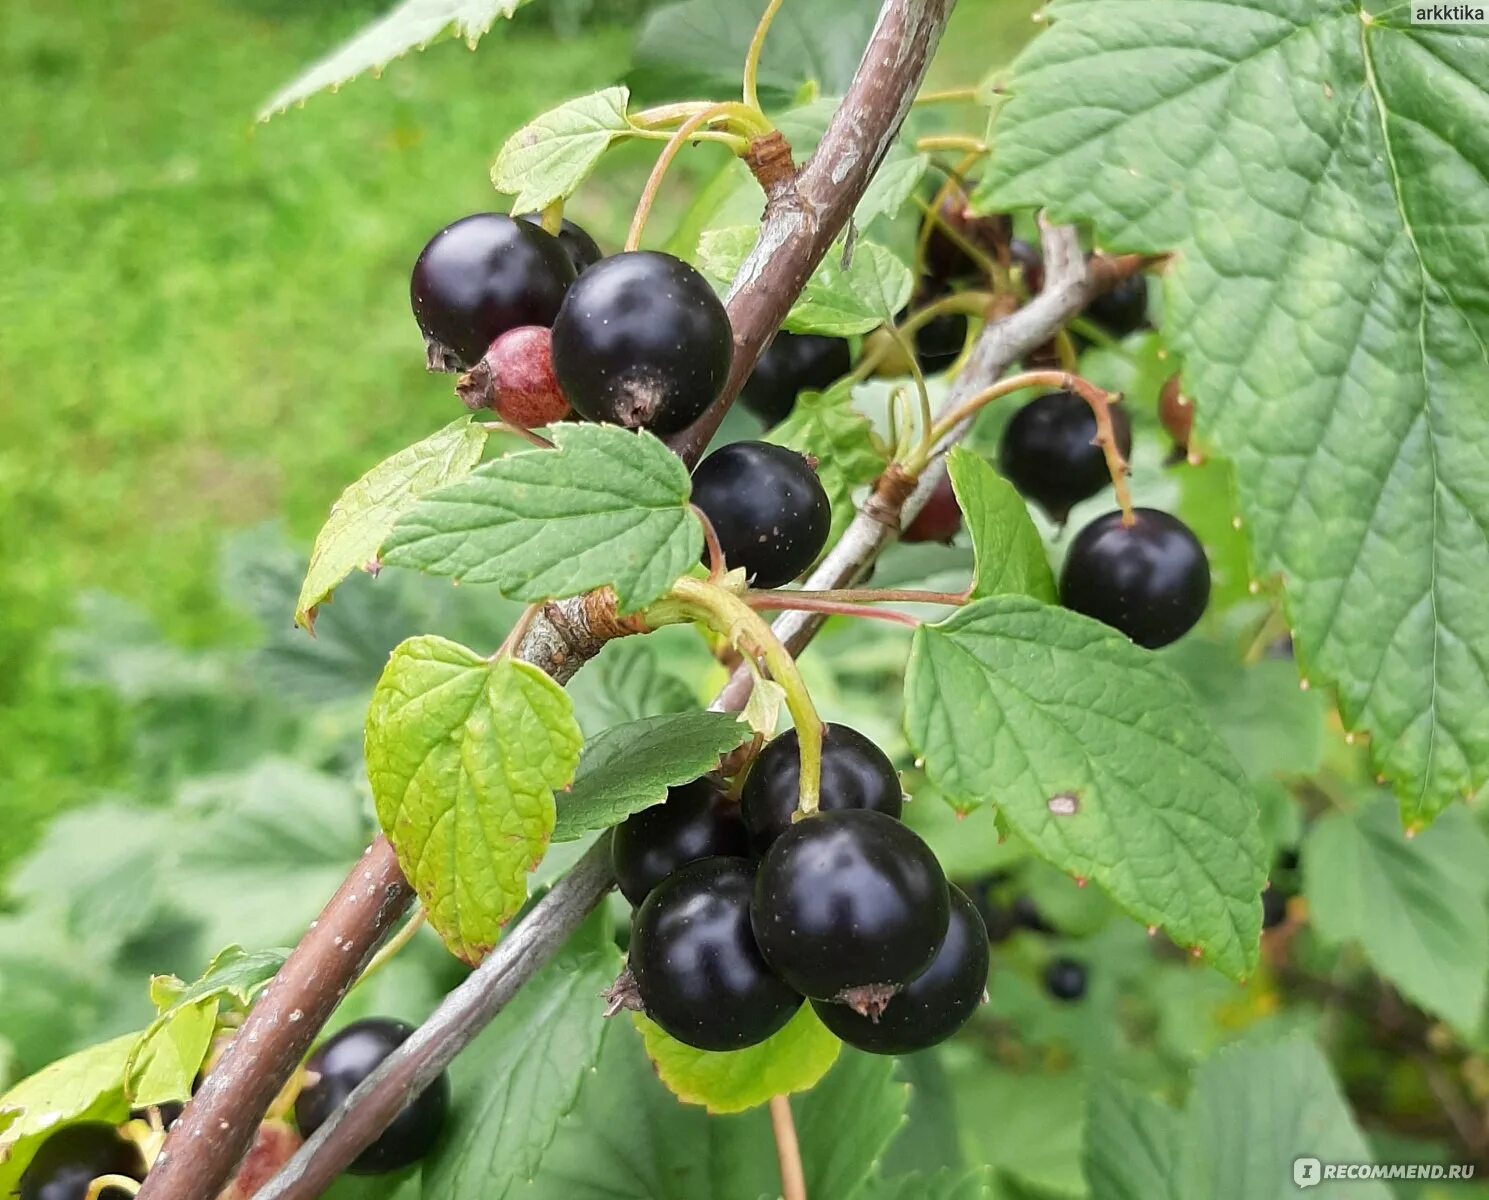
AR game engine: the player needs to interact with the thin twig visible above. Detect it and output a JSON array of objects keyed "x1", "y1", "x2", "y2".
[
  {"x1": 747, "y1": 594, "x2": 922, "y2": 629},
  {"x1": 770, "y1": 1094, "x2": 808, "y2": 1200},
  {"x1": 742, "y1": 0, "x2": 786, "y2": 115},
  {"x1": 776, "y1": 588, "x2": 967, "y2": 606},
  {"x1": 627, "y1": 104, "x2": 740, "y2": 252}
]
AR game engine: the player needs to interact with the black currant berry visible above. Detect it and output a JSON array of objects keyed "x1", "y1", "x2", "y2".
[
  {"x1": 998, "y1": 390, "x2": 1133, "y2": 523},
  {"x1": 1012, "y1": 894, "x2": 1055, "y2": 935},
  {"x1": 19, "y1": 1124, "x2": 144, "y2": 1200},
  {"x1": 901, "y1": 473, "x2": 962, "y2": 544},
  {"x1": 910, "y1": 283, "x2": 969, "y2": 375},
  {"x1": 1044, "y1": 957, "x2": 1087, "y2": 1002},
  {"x1": 1261, "y1": 884, "x2": 1289, "y2": 930},
  {"x1": 1084, "y1": 273, "x2": 1149, "y2": 337},
  {"x1": 295, "y1": 1018, "x2": 449, "y2": 1174},
  {"x1": 752, "y1": 810, "x2": 950, "y2": 1009},
  {"x1": 741, "y1": 332, "x2": 851, "y2": 426},
  {"x1": 741, "y1": 723, "x2": 901, "y2": 854},
  {"x1": 517, "y1": 212, "x2": 603, "y2": 276},
  {"x1": 1060, "y1": 508, "x2": 1210, "y2": 649},
  {"x1": 813, "y1": 884, "x2": 988, "y2": 1053},
  {"x1": 628, "y1": 857, "x2": 802, "y2": 1051},
  {"x1": 410, "y1": 213, "x2": 577, "y2": 368},
  {"x1": 550, "y1": 251, "x2": 732, "y2": 435},
  {"x1": 612, "y1": 777, "x2": 749, "y2": 906},
  {"x1": 923, "y1": 187, "x2": 1010, "y2": 283},
  {"x1": 691, "y1": 441, "x2": 830, "y2": 588}
]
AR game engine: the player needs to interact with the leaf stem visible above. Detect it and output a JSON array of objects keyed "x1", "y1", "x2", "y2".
[
  {"x1": 746, "y1": 594, "x2": 922, "y2": 629},
  {"x1": 772, "y1": 587, "x2": 967, "y2": 606},
  {"x1": 743, "y1": 0, "x2": 786, "y2": 115},
  {"x1": 847, "y1": 291, "x2": 993, "y2": 386},
  {"x1": 480, "y1": 420, "x2": 554, "y2": 450},
  {"x1": 770, "y1": 1095, "x2": 808, "y2": 1200},
  {"x1": 915, "y1": 133, "x2": 988, "y2": 154},
  {"x1": 354, "y1": 905, "x2": 426, "y2": 987},
  {"x1": 913, "y1": 86, "x2": 981, "y2": 106},
  {"x1": 627, "y1": 103, "x2": 746, "y2": 252},
  {"x1": 693, "y1": 504, "x2": 728, "y2": 581},
  {"x1": 85, "y1": 1178, "x2": 141, "y2": 1200},
  {"x1": 538, "y1": 199, "x2": 564, "y2": 236}
]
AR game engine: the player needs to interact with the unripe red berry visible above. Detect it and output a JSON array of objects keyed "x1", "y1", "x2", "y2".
[
  {"x1": 457, "y1": 325, "x2": 570, "y2": 428},
  {"x1": 901, "y1": 473, "x2": 962, "y2": 544}
]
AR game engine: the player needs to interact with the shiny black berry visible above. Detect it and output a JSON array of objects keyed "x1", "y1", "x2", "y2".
[
  {"x1": 1044, "y1": 957, "x2": 1087, "y2": 1002},
  {"x1": 741, "y1": 332, "x2": 851, "y2": 426},
  {"x1": 612, "y1": 777, "x2": 749, "y2": 906},
  {"x1": 691, "y1": 441, "x2": 830, "y2": 588},
  {"x1": 19, "y1": 1125, "x2": 144, "y2": 1200},
  {"x1": 296, "y1": 1018, "x2": 449, "y2": 1174},
  {"x1": 901, "y1": 473, "x2": 962, "y2": 544},
  {"x1": 999, "y1": 390, "x2": 1132, "y2": 523},
  {"x1": 813, "y1": 884, "x2": 988, "y2": 1053},
  {"x1": 1084, "y1": 273, "x2": 1149, "y2": 337},
  {"x1": 741, "y1": 724, "x2": 901, "y2": 854},
  {"x1": 752, "y1": 810, "x2": 950, "y2": 1007},
  {"x1": 1012, "y1": 894, "x2": 1054, "y2": 935},
  {"x1": 550, "y1": 251, "x2": 732, "y2": 435},
  {"x1": 910, "y1": 283, "x2": 969, "y2": 375},
  {"x1": 629, "y1": 857, "x2": 802, "y2": 1051},
  {"x1": 518, "y1": 212, "x2": 603, "y2": 276},
  {"x1": 1060, "y1": 508, "x2": 1210, "y2": 649},
  {"x1": 411, "y1": 213, "x2": 576, "y2": 367}
]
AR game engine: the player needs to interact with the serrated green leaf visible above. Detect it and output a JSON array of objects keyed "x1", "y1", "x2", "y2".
[
  {"x1": 1303, "y1": 794, "x2": 1489, "y2": 1035},
  {"x1": 423, "y1": 915, "x2": 618, "y2": 1200},
  {"x1": 904, "y1": 596, "x2": 1266, "y2": 978},
  {"x1": 1083, "y1": 1079, "x2": 1184, "y2": 1200},
  {"x1": 794, "y1": 1050, "x2": 908, "y2": 1200},
  {"x1": 946, "y1": 447, "x2": 1055, "y2": 602},
  {"x1": 699, "y1": 228, "x2": 912, "y2": 336},
  {"x1": 260, "y1": 0, "x2": 532, "y2": 118},
  {"x1": 366, "y1": 636, "x2": 583, "y2": 963},
  {"x1": 149, "y1": 946, "x2": 289, "y2": 1017},
  {"x1": 296, "y1": 417, "x2": 488, "y2": 631},
  {"x1": 864, "y1": 1169, "x2": 995, "y2": 1200},
  {"x1": 382, "y1": 423, "x2": 701, "y2": 614},
  {"x1": 567, "y1": 637, "x2": 702, "y2": 736},
  {"x1": 768, "y1": 382, "x2": 886, "y2": 544},
  {"x1": 491, "y1": 88, "x2": 631, "y2": 213},
  {"x1": 633, "y1": 1003, "x2": 839, "y2": 1115},
  {"x1": 980, "y1": 2, "x2": 1489, "y2": 822},
  {"x1": 553, "y1": 711, "x2": 752, "y2": 842},
  {"x1": 126, "y1": 997, "x2": 218, "y2": 1108}
]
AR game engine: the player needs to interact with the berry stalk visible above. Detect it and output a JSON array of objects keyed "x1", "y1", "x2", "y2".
[
  {"x1": 742, "y1": 0, "x2": 786, "y2": 116},
  {"x1": 626, "y1": 103, "x2": 746, "y2": 252}
]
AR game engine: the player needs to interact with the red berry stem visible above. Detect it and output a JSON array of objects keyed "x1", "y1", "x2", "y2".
[{"x1": 746, "y1": 594, "x2": 923, "y2": 630}]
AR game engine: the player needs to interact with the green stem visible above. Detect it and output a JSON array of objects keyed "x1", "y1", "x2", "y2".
[
  {"x1": 627, "y1": 104, "x2": 744, "y2": 252},
  {"x1": 85, "y1": 1177, "x2": 141, "y2": 1200},
  {"x1": 847, "y1": 292, "x2": 993, "y2": 385},
  {"x1": 913, "y1": 86, "x2": 982, "y2": 106},
  {"x1": 743, "y1": 0, "x2": 786, "y2": 115}
]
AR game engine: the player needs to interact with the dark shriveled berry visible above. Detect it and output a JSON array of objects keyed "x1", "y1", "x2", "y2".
[
  {"x1": 923, "y1": 187, "x2": 1011, "y2": 283},
  {"x1": 411, "y1": 214, "x2": 576, "y2": 368},
  {"x1": 741, "y1": 723, "x2": 902, "y2": 854},
  {"x1": 691, "y1": 441, "x2": 830, "y2": 588},
  {"x1": 1044, "y1": 957, "x2": 1087, "y2": 1002},
  {"x1": 901, "y1": 473, "x2": 962, "y2": 544},
  {"x1": 550, "y1": 251, "x2": 732, "y2": 435},
  {"x1": 741, "y1": 331, "x2": 851, "y2": 426},
  {"x1": 752, "y1": 810, "x2": 950, "y2": 1010},
  {"x1": 517, "y1": 212, "x2": 603, "y2": 276},
  {"x1": 629, "y1": 857, "x2": 802, "y2": 1051},
  {"x1": 612, "y1": 777, "x2": 749, "y2": 906},
  {"x1": 999, "y1": 390, "x2": 1132, "y2": 523},
  {"x1": 812, "y1": 884, "x2": 988, "y2": 1053},
  {"x1": 1060, "y1": 508, "x2": 1210, "y2": 649}
]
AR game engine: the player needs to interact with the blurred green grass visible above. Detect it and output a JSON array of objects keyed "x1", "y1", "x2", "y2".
[{"x1": 0, "y1": 0, "x2": 1036, "y2": 872}]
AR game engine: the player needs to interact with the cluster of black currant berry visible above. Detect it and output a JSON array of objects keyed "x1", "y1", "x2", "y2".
[
  {"x1": 969, "y1": 880, "x2": 1090, "y2": 1003},
  {"x1": 611, "y1": 723, "x2": 990, "y2": 1055}
]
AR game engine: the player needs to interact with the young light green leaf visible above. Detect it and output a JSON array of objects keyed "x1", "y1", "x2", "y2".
[
  {"x1": 126, "y1": 997, "x2": 218, "y2": 1108},
  {"x1": 945, "y1": 447, "x2": 1055, "y2": 602},
  {"x1": 366, "y1": 636, "x2": 583, "y2": 964},
  {"x1": 699, "y1": 228, "x2": 912, "y2": 336},
  {"x1": 769, "y1": 383, "x2": 886, "y2": 544},
  {"x1": 491, "y1": 88, "x2": 631, "y2": 213},
  {"x1": 633, "y1": 1004, "x2": 839, "y2": 1115},
  {"x1": 382, "y1": 423, "x2": 701, "y2": 614},
  {"x1": 148, "y1": 946, "x2": 290, "y2": 1018},
  {"x1": 904, "y1": 596, "x2": 1265, "y2": 978},
  {"x1": 296, "y1": 417, "x2": 488, "y2": 631},
  {"x1": 980, "y1": 2, "x2": 1489, "y2": 823},
  {"x1": 260, "y1": 0, "x2": 533, "y2": 119},
  {"x1": 1303, "y1": 795, "x2": 1489, "y2": 1035},
  {"x1": 553, "y1": 711, "x2": 753, "y2": 841}
]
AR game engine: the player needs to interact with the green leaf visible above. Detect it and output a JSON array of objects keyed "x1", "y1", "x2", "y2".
[
  {"x1": 863, "y1": 1170, "x2": 995, "y2": 1200},
  {"x1": 768, "y1": 382, "x2": 887, "y2": 544},
  {"x1": 491, "y1": 88, "x2": 631, "y2": 213},
  {"x1": 794, "y1": 1050, "x2": 908, "y2": 1200},
  {"x1": 1303, "y1": 794, "x2": 1489, "y2": 1035},
  {"x1": 699, "y1": 228, "x2": 912, "y2": 336},
  {"x1": 904, "y1": 596, "x2": 1266, "y2": 978},
  {"x1": 633, "y1": 1003, "x2": 840, "y2": 1114},
  {"x1": 366, "y1": 636, "x2": 583, "y2": 963},
  {"x1": 423, "y1": 915, "x2": 618, "y2": 1200},
  {"x1": 126, "y1": 997, "x2": 218, "y2": 1108},
  {"x1": 296, "y1": 417, "x2": 488, "y2": 631},
  {"x1": 149, "y1": 945, "x2": 289, "y2": 1017},
  {"x1": 954, "y1": 1066, "x2": 1086, "y2": 1197},
  {"x1": 382, "y1": 423, "x2": 701, "y2": 614},
  {"x1": 946, "y1": 447, "x2": 1055, "y2": 603},
  {"x1": 567, "y1": 637, "x2": 702, "y2": 736},
  {"x1": 260, "y1": 0, "x2": 533, "y2": 118},
  {"x1": 553, "y1": 711, "x2": 752, "y2": 842},
  {"x1": 979, "y1": 2, "x2": 1489, "y2": 822},
  {"x1": 1085, "y1": 1035, "x2": 1391, "y2": 1200},
  {"x1": 0, "y1": 1034, "x2": 135, "y2": 1189}
]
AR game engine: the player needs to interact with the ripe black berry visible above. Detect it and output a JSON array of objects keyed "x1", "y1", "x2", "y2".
[
  {"x1": 690, "y1": 441, "x2": 830, "y2": 588},
  {"x1": 741, "y1": 723, "x2": 901, "y2": 854},
  {"x1": 1084, "y1": 273, "x2": 1149, "y2": 337},
  {"x1": 998, "y1": 390, "x2": 1132, "y2": 523},
  {"x1": 295, "y1": 1018, "x2": 449, "y2": 1174},
  {"x1": 411, "y1": 213, "x2": 576, "y2": 368},
  {"x1": 19, "y1": 1124, "x2": 144, "y2": 1200},
  {"x1": 812, "y1": 884, "x2": 988, "y2": 1054},
  {"x1": 612, "y1": 777, "x2": 749, "y2": 906},
  {"x1": 1012, "y1": 894, "x2": 1054, "y2": 935},
  {"x1": 741, "y1": 332, "x2": 851, "y2": 426},
  {"x1": 550, "y1": 251, "x2": 732, "y2": 435},
  {"x1": 517, "y1": 212, "x2": 603, "y2": 276},
  {"x1": 1060, "y1": 508, "x2": 1210, "y2": 649},
  {"x1": 752, "y1": 810, "x2": 950, "y2": 1009},
  {"x1": 628, "y1": 857, "x2": 802, "y2": 1051},
  {"x1": 901, "y1": 473, "x2": 962, "y2": 544},
  {"x1": 1261, "y1": 884, "x2": 1289, "y2": 930},
  {"x1": 922, "y1": 187, "x2": 1010, "y2": 283},
  {"x1": 910, "y1": 283, "x2": 969, "y2": 375},
  {"x1": 1044, "y1": 957, "x2": 1087, "y2": 1002}
]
